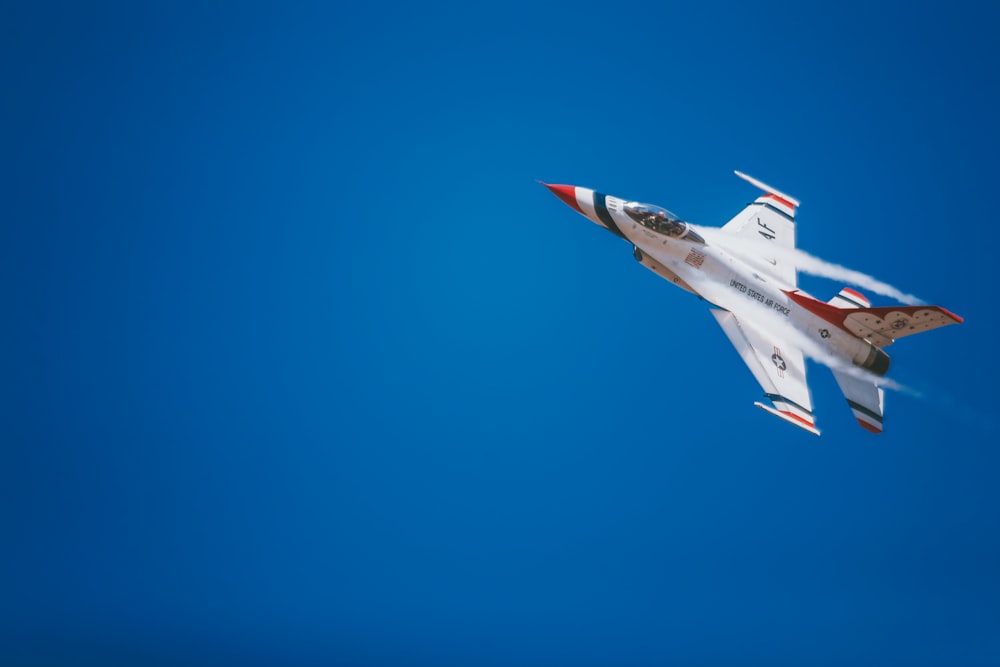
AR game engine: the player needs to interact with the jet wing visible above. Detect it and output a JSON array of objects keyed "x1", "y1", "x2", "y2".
[
  {"x1": 721, "y1": 171, "x2": 799, "y2": 287},
  {"x1": 711, "y1": 309, "x2": 819, "y2": 435}
]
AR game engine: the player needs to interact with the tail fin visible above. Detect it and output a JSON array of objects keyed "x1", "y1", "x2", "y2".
[
  {"x1": 818, "y1": 287, "x2": 962, "y2": 433},
  {"x1": 826, "y1": 288, "x2": 884, "y2": 433},
  {"x1": 831, "y1": 369, "x2": 885, "y2": 434},
  {"x1": 828, "y1": 287, "x2": 870, "y2": 309}
]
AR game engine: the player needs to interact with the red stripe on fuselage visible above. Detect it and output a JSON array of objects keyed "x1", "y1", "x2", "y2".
[{"x1": 784, "y1": 290, "x2": 853, "y2": 333}]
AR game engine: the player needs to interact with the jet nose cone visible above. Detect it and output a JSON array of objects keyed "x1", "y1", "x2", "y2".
[{"x1": 539, "y1": 181, "x2": 583, "y2": 214}]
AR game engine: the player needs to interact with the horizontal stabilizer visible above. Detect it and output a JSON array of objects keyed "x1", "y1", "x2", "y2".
[
  {"x1": 787, "y1": 290, "x2": 963, "y2": 347},
  {"x1": 843, "y1": 305, "x2": 963, "y2": 346}
]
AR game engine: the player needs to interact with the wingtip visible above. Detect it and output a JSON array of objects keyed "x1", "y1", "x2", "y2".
[
  {"x1": 939, "y1": 306, "x2": 964, "y2": 324},
  {"x1": 755, "y1": 402, "x2": 821, "y2": 436}
]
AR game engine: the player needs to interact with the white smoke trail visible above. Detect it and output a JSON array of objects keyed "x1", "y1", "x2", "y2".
[
  {"x1": 699, "y1": 227, "x2": 926, "y2": 305},
  {"x1": 711, "y1": 286, "x2": 917, "y2": 396}
]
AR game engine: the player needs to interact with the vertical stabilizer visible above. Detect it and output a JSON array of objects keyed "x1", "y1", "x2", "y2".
[
  {"x1": 828, "y1": 287, "x2": 870, "y2": 309},
  {"x1": 831, "y1": 370, "x2": 885, "y2": 433},
  {"x1": 827, "y1": 288, "x2": 884, "y2": 433}
]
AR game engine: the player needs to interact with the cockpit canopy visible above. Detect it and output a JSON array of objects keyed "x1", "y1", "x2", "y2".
[{"x1": 624, "y1": 202, "x2": 704, "y2": 243}]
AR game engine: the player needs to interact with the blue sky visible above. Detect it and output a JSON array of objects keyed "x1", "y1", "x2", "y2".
[{"x1": 3, "y1": 3, "x2": 999, "y2": 665}]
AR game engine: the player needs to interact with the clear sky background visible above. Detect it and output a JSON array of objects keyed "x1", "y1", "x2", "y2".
[{"x1": 3, "y1": 3, "x2": 999, "y2": 665}]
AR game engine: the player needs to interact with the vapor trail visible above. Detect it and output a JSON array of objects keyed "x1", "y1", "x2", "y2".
[
  {"x1": 715, "y1": 290, "x2": 916, "y2": 395},
  {"x1": 699, "y1": 228, "x2": 925, "y2": 305}
]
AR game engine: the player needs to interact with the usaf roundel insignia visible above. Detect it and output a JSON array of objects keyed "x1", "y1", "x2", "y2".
[{"x1": 771, "y1": 349, "x2": 786, "y2": 373}]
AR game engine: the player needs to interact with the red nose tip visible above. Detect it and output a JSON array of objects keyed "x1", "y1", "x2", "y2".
[{"x1": 539, "y1": 182, "x2": 583, "y2": 214}]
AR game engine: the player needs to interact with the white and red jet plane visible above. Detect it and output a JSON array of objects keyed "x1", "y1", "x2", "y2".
[{"x1": 542, "y1": 172, "x2": 962, "y2": 435}]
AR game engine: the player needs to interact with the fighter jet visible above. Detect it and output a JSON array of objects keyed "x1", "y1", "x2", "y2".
[{"x1": 542, "y1": 172, "x2": 962, "y2": 435}]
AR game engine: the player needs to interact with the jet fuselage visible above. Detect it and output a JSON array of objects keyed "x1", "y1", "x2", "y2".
[
  {"x1": 547, "y1": 184, "x2": 889, "y2": 376},
  {"x1": 542, "y1": 175, "x2": 963, "y2": 434}
]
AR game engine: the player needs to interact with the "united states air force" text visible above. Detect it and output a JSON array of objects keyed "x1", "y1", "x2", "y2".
[{"x1": 729, "y1": 279, "x2": 790, "y2": 316}]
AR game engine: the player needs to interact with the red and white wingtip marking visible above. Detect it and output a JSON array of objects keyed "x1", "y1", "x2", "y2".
[{"x1": 755, "y1": 402, "x2": 821, "y2": 436}]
